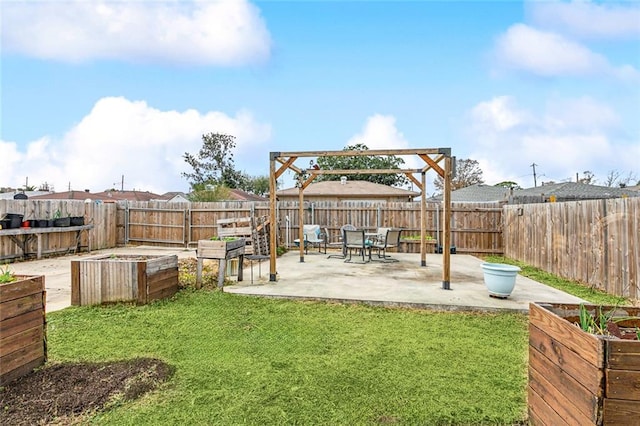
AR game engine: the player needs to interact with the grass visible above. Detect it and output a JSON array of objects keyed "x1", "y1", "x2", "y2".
[
  {"x1": 47, "y1": 291, "x2": 529, "y2": 425},
  {"x1": 484, "y1": 255, "x2": 630, "y2": 306}
]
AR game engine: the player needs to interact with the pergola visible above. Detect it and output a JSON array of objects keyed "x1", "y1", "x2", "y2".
[{"x1": 268, "y1": 148, "x2": 454, "y2": 290}]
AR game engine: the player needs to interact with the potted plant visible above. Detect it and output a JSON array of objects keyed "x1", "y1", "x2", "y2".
[
  {"x1": 529, "y1": 302, "x2": 640, "y2": 425},
  {"x1": 53, "y1": 209, "x2": 70, "y2": 227}
]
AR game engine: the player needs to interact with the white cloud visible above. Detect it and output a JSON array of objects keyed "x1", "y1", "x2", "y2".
[
  {"x1": 347, "y1": 114, "x2": 409, "y2": 151},
  {"x1": 467, "y1": 95, "x2": 638, "y2": 187},
  {"x1": 1, "y1": 0, "x2": 271, "y2": 66},
  {"x1": 494, "y1": 24, "x2": 639, "y2": 80},
  {"x1": 346, "y1": 114, "x2": 420, "y2": 170},
  {"x1": 528, "y1": 0, "x2": 640, "y2": 39},
  {"x1": 0, "y1": 97, "x2": 272, "y2": 193},
  {"x1": 470, "y1": 96, "x2": 530, "y2": 133}
]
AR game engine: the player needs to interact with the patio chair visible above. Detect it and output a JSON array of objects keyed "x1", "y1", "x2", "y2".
[
  {"x1": 327, "y1": 224, "x2": 356, "y2": 259},
  {"x1": 372, "y1": 228, "x2": 402, "y2": 262},
  {"x1": 293, "y1": 224, "x2": 326, "y2": 254},
  {"x1": 374, "y1": 227, "x2": 392, "y2": 244},
  {"x1": 343, "y1": 229, "x2": 372, "y2": 263}
]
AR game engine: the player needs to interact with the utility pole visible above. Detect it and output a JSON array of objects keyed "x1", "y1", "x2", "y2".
[{"x1": 530, "y1": 163, "x2": 538, "y2": 187}]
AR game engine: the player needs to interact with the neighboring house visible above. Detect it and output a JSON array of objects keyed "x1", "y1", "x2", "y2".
[
  {"x1": 152, "y1": 192, "x2": 190, "y2": 203},
  {"x1": 511, "y1": 182, "x2": 638, "y2": 203},
  {"x1": 0, "y1": 190, "x2": 55, "y2": 200},
  {"x1": 91, "y1": 190, "x2": 162, "y2": 202},
  {"x1": 276, "y1": 180, "x2": 419, "y2": 203},
  {"x1": 30, "y1": 190, "x2": 164, "y2": 202},
  {"x1": 228, "y1": 189, "x2": 268, "y2": 202},
  {"x1": 432, "y1": 184, "x2": 512, "y2": 203},
  {"x1": 29, "y1": 190, "x2": 104, "y2": 201}
]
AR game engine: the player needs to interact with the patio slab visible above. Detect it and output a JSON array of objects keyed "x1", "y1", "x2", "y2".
[
  {"x1": 7, "y1": 246, "x2": 586, "y2": 314},
  {"x1": 225, "y1": 251, "x2": 586, "y2": 313}
]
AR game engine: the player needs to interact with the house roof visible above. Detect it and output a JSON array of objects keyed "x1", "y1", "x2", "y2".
[
  {"x1": 277, "y1": 180, "x2": 420, "y2": 198},
  {"x1": 228, "y1": 189, "x2": 268, "y2": 202},
  {"x1": 0, "y1": 190, "x2": 56, "y2": 200},
  {"x1": 91, "y1": 190, "x2": 162, "y2": 201},
  {"x1": 29, "y1": 191, "x2": 104, "y2": 200},
  {"x1": 432, "y1": 184, "x2": 511, "y2": 202},
  {"x1": 515, "y1": 182, "x2": 638, "y2": 199}
]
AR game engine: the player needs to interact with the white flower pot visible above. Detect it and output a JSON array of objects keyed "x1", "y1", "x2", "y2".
[{"x1": 481, "y1": 263, "x2": 521, "y2": 299}]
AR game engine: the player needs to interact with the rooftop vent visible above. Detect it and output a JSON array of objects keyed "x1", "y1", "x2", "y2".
[{"x1": 340, "y1": 176, "x2": 347, "y2": 185}]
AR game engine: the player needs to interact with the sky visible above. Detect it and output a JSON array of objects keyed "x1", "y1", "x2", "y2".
[{"x1": 1, "y1": 0, "x2": 639, "y2": 196}]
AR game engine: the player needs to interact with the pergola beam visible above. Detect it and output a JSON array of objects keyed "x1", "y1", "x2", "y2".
[
  {"x1": 419, "y1": 154, "x2": 445, "y2": 177},
  {"x1": 310, "y1": 168, "x2": 421, "y2": 176},
  {"x1": 275, "y1": 157, "x2": 300, "y2": 178},
  {"x1": 406, "y1": 173, "x2": 422, "y2": 191},
  {"x1": 273, "y1": 148, "x2": 449, "y2": 158}
]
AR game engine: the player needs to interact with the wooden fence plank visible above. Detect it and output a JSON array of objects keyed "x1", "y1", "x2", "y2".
[{"x1": 505, "y1": 198, "x2": 640, "y2": 300}]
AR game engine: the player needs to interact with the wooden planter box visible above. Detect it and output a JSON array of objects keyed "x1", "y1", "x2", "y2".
[
  {"x1": 0, "y1": 275, "x2": 46, "y2": 385},
  {"x1": 196, "y1": 239, "x2": 246, "y2": 288},
  {"x1": 529, "y1": 302, "x2": 640, "y2": 425},
  {"x1": 71, "y1": 254, "x2": 178, "y2": 306},
  {"x1": 398, "y1": 239, "x2": 437, "y2": 253},
  {"x1": 197, "y1": 238, "x2": 245, "y2": 259}
]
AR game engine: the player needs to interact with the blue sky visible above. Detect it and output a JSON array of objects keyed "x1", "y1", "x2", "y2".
[{"x1": 1, "y1": 0, "x2": 639, "y2": 194}]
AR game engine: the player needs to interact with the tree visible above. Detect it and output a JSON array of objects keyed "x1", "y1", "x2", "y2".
[
  {"x1": 604, "y1": 170, "x2": 638, "y2": 188},
  {"x1": 578, "y1": 171, "x2": 596, "y2": 184},
  {"x1": 314, "y1": 143, "x2": 408, "y2": 187},
  {"x1": 182, "y1": 133, "x2": 238, "y2": 188},
  {"x1": 245, "y1": 175, "x2": 270, "y2": 196},
  {"x1": 187, "y1": 182, "x2": 231, "y2": 202},
  {"x1": 433, "y1": 158, "x2": 484, "y2": 192},
  {"x1": 494, "y1": 181, "x2": 521, "y2": 189},
  {"x1": 183, "y1": 133, "x2": 274, "y2": 196}
]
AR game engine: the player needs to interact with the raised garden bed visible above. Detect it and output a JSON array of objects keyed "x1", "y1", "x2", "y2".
[
  {"x1": 196, "y1": 238, "x2": 245, "y2": 288},
  {"x1": 528, "y1": 302, "x2": 640, "y2": 425},
  {"x1": 0, "y1": 275, "x2": 46, "y2": 385},
  {"x1": 398, "y1": 238, "x2": 437, "y2": 253},
  {"x1": 71, "y1": 254, "x2": 178, "y2": 306},
  {"x1": 197, "y1": 238, "x2": 246, "y2": 259}
]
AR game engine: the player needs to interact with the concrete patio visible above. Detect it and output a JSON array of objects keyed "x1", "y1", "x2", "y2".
[
  {"x1": 8, "y1": 245, "x2": 586, "y2": 314},
  {"x1": 226, "y1": 250, "x2": 585, "y2": 313}
]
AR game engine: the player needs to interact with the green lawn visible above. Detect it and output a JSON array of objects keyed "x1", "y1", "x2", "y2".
[
  {"x1": 484, "y1": 255, "x2": 630, "y2": 306},
  {"x1": 47, "y1": 290, "x2": 529, "y2": 425}
]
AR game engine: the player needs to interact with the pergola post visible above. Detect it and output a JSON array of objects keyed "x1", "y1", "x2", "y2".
[
  {"x1": 269, "y1": 154, "x2": 277, "y2": 281},
  {"x1": 442, "y1": 156, "x2": 452, "y2": 290},
  {"x1": 420, "y1": 171, "x2": 427, "y2": 267},
  {"x1": 298, "y1": 186, "x2": 305, "y2": 262}
]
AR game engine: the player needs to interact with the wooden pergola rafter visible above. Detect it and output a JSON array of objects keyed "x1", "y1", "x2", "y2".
[{"x1": 269, "y1": 148, "x2": 454, "y2": 290}]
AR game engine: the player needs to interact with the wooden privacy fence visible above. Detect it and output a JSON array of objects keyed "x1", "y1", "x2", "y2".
[
  {"x1": 1, "y1": 200, "x2": 117, "y2": 261},
  {"x1": 118, "y1": 200, "x2": 504, "y2": 255},
  {"x1": 504, "y1": 197, "x2": 640, "y2": 300}
]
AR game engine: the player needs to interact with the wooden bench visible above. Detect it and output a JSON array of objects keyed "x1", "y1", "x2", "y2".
[{"x1": 0, "y1": 224, "x2": 94, "y2": 260}]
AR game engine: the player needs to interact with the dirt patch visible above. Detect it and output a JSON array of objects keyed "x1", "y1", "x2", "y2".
[{"x1": 0, "y1": 358, "x2": 173, "y2": 425}]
